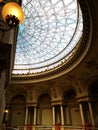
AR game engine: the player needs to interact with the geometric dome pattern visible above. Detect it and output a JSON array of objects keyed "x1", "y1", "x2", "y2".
[{"x1": 13, "y1": 0, "x2": 83, "y2": 74}]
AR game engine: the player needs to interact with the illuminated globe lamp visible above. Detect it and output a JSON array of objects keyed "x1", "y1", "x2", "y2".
[{"x1": 2, "y1": 2, "x2": 24, "y2": 28}]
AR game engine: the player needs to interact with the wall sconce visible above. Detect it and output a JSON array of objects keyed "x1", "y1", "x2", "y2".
[
  {"x1": 4, "y1": 109, "x2": 9, "y2": 113},
  {"x1": 0, "y1": 1, "x2": 24, "y2": 29},
  {"x1": 3, "y1": 109, "x2": 9, "y2": 124}
]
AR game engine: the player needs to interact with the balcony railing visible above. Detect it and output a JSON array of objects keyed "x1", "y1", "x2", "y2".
[
  {"x1": 17, "y1": 125, "x2": 98, "y2": 130},
  {"x1": 1, "y1": 125, "x2": 98, "y2": 130}
]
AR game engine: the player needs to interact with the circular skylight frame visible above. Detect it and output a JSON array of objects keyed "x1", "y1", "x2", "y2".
[{"x1": 12, "y1": 0, "x2": 83, "y2": 74}]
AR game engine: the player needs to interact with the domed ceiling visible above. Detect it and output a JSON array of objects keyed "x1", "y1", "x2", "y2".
[{"x1": 11, "y1": 0, "x2": 91, "y2": 82}]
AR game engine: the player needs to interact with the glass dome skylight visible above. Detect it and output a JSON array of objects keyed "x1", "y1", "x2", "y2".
[{"x1": 12, "y1": 0, "x2": 83, "y2": 74}]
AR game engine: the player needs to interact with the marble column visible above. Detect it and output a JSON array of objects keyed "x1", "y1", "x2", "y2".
[
  {"x1": 34, "y1": 106, "x2": 37, "y2": 125},
  {"x1": 88, "y1": 101, "x2": 95, "y2": 127},
  {"x1": 25, "y1": 107, "x2": 29, "y2": 125},
  {"x1": 52, "y1": 106, "x2": 55, "y2": 125},
  {"x1": 79, "y1": 103, "x2": 85, "y2": 126},
  {"x1": 60, "y1": 105, "x2": 64, "y2": 125}
]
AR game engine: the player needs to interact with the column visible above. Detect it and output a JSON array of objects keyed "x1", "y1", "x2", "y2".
[
  {"x1": 79, "y1": 103, "x2": 85, "y2": 127},
  {"x1": 65, "y1": 106, "x2": 70, "y2": 125},
  {"x1": 60, "y1": 105, "x2": 64, "y2": 125},
  {"x1": 25, "y1": 107, "x2": 29, "y2": 125},
  {"x1": 88, "y1": 101, "x2": 95, "y2": 127},
  {"x1": 34, "y1": 106, "x2": 37, "y2": 125},
  {"x1": 52, "y1": 106, "x2": 55, "y2": 125}
]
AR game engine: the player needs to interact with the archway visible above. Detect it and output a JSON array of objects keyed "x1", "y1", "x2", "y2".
[
  {"x1": 9, "y1": 94, "x2": 26, "y2": 127},
  {"x1": 63, "y1": 88, "x2": 81, "y2": 126},
  {"x1": 37, "y1": 93, "x2": 52, "y2": 126}
]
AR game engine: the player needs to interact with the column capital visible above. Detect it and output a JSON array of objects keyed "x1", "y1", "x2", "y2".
[
  {"x1": 51, "y1": 100, "x2": 64, "y2": 106},
  {"x1": 77, "y1": 96, "x2": 92, "y2": 103},
  {"x1": 25, "y1": 102, "x2": 38, "y2": 107}
]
